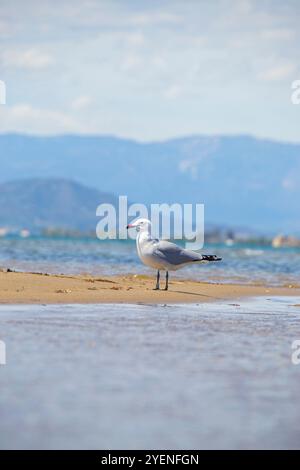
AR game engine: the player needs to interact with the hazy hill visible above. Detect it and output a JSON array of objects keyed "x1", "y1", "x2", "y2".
[
  {"x1": 0, "y1": 133, "x2": 299, "y2": 232},
  {"x1": 0, "y1": 178, "x2": 117, "y2": 232}
]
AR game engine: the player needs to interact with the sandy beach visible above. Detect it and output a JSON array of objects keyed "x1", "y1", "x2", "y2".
[{"x1": 1, "y1": 270, "x2": 300, "y2": 304}]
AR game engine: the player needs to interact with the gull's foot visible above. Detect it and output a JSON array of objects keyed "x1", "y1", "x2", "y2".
[{"x1": 153, "y1": 286, "x2": 160, "y2": 290}]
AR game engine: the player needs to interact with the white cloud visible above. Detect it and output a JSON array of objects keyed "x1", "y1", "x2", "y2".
[
  {"x1": 71, "y1": 95, "x2": 92, "y2": 111},
  {"x1": 130, "y1": 12, "x2": 181, "y2": 27},
  {"x1": 259, "y1": 63, "x2": 297, "y2": 81},
  {"x1": 0, "y1": 19, "x2": 11, "y2": 38},
  {"x1": 121, "y1": 53, "x2": 142, "y2": 71},
  {"x1": 261, "y1": 28, "x2": 295, "y2": 41},
  {"x1": 164, "y1": 84, "x2": 182, "y2": 100},
  {"x1": 126, "y1": 32, "x2": 145, "y2": 47},
  {"x1": 0, "y1": 104, "x2": 80, "y2": 133},
  {"x1": 2, "y1": 48, "x2": 54, "y2": 69},
  {"x1": 0, "y1": 0, "x2": 300, "y2": 141}
]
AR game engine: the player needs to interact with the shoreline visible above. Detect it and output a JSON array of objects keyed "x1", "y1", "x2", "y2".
[{"x1": 0, "y1": 270, "x2": 300, "y2": 305}]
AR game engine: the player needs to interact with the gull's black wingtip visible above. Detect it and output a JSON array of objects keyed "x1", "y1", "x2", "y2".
[{"x1": 202, "y1": 254, "x2": 222, "y2": 262}]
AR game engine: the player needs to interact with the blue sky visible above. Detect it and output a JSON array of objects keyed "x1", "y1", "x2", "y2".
[{"x1": 0, "y1": 0, "x2": 299, "y2": 142}]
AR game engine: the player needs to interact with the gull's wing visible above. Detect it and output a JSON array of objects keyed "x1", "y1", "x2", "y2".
[{"x1": 152, "y1": 240, "x2": 204, "y2": 266}]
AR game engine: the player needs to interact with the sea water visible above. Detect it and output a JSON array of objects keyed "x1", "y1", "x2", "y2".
[
  {"x1": 0, "y1": 237, "x2": 299, "y2": 286},
  {"x1": 0, "y1": 298, "x2": 300, "y2": 449}
]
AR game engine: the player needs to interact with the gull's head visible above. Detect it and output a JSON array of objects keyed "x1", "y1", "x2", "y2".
[{"x1": 126, "y1": 218, "x2": 151, "y2": 233}]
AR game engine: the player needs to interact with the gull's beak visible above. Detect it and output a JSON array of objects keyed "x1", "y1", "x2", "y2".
[{"x1": 126, "y1": 224, "x2": 134, "y2": 229}]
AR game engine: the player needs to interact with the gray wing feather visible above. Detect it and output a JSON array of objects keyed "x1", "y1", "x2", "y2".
[{"x1": 153, "y1": 240, "x2": 203, "y2": 266}]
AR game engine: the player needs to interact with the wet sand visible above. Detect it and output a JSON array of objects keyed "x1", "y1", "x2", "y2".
[{"x1": 0, "y1": 270, "x2": 299, "y2": 304}]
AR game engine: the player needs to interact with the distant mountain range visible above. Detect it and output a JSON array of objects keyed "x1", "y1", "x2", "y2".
[
  {"x1": 0, "y1": 178, "x2": 117, "y2": 232},
  {"x1": 0, "y1": 133, "x2": 299, "y2": 232}
]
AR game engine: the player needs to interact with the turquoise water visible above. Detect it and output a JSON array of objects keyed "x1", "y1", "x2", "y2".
[
  {"x1": 0, "y1": 236, "x2": 299, "y2": 286},
  {"x1": 0, "y1": 298, "x2": 300, "y2": 450}
]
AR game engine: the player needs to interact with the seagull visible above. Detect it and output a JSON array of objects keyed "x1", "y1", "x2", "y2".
[{"x1": 127, "y1": 218, "x2": 222, "y2": 290}]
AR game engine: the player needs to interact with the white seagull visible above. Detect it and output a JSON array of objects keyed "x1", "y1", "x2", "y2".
[{"x1": 127, "y1": 218, "x2": 222, "y2": 290}]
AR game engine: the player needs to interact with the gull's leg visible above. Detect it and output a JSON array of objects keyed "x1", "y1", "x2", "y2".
[
  {"x1": 154, "y1": 270, "x2": 160, "y2": 290},
  {"x1": 164, "y1": 271, "x2": 169, "y2": 291}
]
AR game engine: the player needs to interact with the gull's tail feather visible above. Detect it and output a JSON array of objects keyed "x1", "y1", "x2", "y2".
[{"x1": 200, "y1": 254, "x2": 222, "y2": 262}]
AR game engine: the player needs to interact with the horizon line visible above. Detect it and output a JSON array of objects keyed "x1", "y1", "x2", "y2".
[{"x1": 1, "y1": 131, "x2": 300, "y2": 146}]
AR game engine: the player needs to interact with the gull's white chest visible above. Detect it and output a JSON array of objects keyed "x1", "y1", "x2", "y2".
[{"x1": 136, "y1": 233, "x2": 162, "y2": 269}]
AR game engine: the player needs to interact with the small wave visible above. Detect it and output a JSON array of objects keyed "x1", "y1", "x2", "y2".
[{"x1": 243, "y1": 249, "x2": 264, "y2": 256}]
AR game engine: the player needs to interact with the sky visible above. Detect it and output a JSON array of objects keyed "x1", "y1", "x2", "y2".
[{"x1": 0, "y1": 0, "x2": 300, "y2": 142}]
